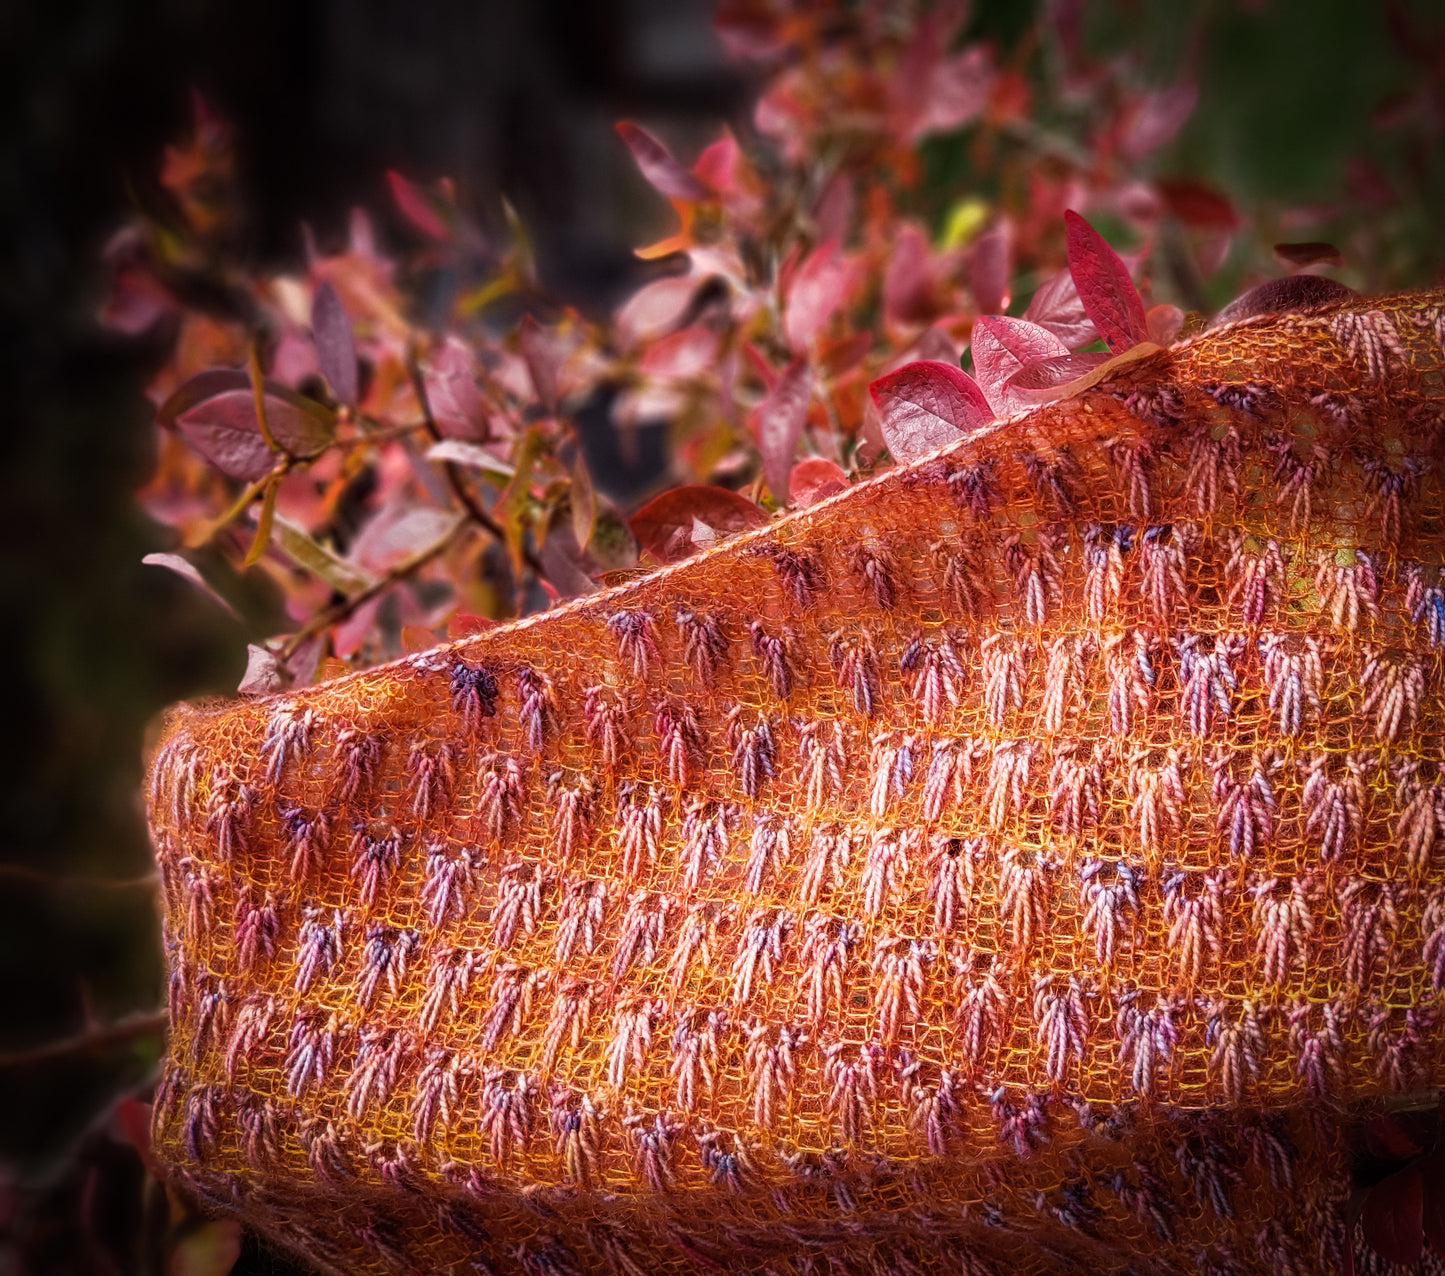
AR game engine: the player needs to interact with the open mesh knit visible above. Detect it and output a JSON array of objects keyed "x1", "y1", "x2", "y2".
[{"x1": 147, "y1": 290, "x2": 1445, "y2": 1275}]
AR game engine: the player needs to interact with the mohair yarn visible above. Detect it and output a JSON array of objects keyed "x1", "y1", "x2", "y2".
[{"x1": 148, "y1": 291, "x2": 1445, "y2": 1274}]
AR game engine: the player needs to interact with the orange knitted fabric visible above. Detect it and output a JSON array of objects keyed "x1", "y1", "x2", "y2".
[{"x1": 148, "y1": 291, "x2": 1445, "y2": 1274}]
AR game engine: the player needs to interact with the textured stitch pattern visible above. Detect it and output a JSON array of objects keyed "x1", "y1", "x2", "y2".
[{"x1": 148, "y1": 290, "x2": 1445, "y2": 1274}]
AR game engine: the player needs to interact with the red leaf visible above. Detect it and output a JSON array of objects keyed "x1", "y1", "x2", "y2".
[
  {"x1": 1157, "y1": 178, "x2": 1240, "y2": 231},
  {"x1": 785, "y1": 241, "x2": 852, "y2": 352},
  {"x1": 311, "y1": 281, "x2": 358, "y2": 407},
  {"x1": 970, "y1": 316, "x2": 1068, "y2": 415},
  {"x1": 112, "y1": 1098, "x2": 160, "y2": 1178},
  {"x1": 615, "y1": 121, "x2": 710, "y2": 203},
  {"x1": 1023, "y1": 267, "x2": 1098, "y2": 349},
  {"x1": 1366, "y1": 1115, "x2": 1424, "y2": 1160},
  {"x1": 386, "y1": 169, "x2": 452, "y2": 241},
  {"x1": 1064, "y1": 209, "x2": 1148, "y2": 354},
  {"x1": 1362, "y1": 1167, "x2": 1424, "y2": 1267},
  {"x1": 789, "y1": 457, "x2": 849, "y2": 507},
  {"x1": 1211, "y1": 275, "x2": 1357, "y2": 328},
  {"x1": 752, "y1": 359, "x2": 812, "y2": 502},
  {"x1": 1006, "y1": 350, "x2": 1110, "y2": 391},
  {"x1": 883, "y1": 225, "x2": 942, "y2": 329},
  {"x1": 628, "y1": 485, "x2": 768, "y2": 564},
  {"x1": 1274, "y1": 240, "x2": 1344, "y2": 269},
  {"x1": 968, "y1": 223, "x2": 1012, "y2": 318},
  {"x1": 868, "y1": 360, "x2": 992, "y2": 464}
]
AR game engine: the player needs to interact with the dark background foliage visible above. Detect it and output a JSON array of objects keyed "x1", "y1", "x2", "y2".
[{"x1": 0, "y1": 0, "x2": 1441, "y2": 1270}]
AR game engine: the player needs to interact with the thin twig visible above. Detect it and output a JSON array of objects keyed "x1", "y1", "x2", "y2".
[
  {"x1": 0, "y1": 864, "x2": 159, "y2": 891},
  {"x1": 279, "y1": 514, "x2": 469, "y2": 660},
  {"x1": 0, "y1": 1010, "x2": 168, "y2": 1070},
  {"x1": 404, "y1": 339, "x2": 549, "y2": 583}
]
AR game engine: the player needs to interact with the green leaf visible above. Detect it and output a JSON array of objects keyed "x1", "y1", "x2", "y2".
[
  {"x1": 494, "y1": 427, "x2": 547, "y2": 577},
  {"x1": 271, "y1": 514, "x2": 377, "y2": 595}
]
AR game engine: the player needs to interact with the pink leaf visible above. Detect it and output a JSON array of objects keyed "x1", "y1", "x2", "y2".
[
  {"x1": 970, "y1": 316, "x2": 1069, "y2": 415},
  {"x1": 789, "y1": 457, "x2": 849, "y2": 507},
  {"x1": 1064, "y1": 209, "x2": 1149, "y2": 354},
  {"x1": 142, "y1": 553, "x2": 240, "y2": 619},
  {"x1": 752, "y1": 358, "x2": 812, "y2": 502},
  {"x1": 311, "y1": 281, "x2": 358, "y2": 406},
  {"x1": 386, "y1": 170, "x2": 451, "y2": 241},
  {"x1": 237, "y1": 644, "x2": 288, "y2": 697},
  {"x1": 968, "y1": 222, "x2": 1013, "y2": 318},
  {"x1": 628, "y1": 485, "x2": 768, "y2": 565},
  {"x1": 424, "y1": 338, "x2": 485, "y2": 438},
  {"x1": 784, "y1": 240, "x2": 853, "y2": 351},
  {"x1": 1024, "y1": 267, "x2": 1098, "y2": 349},
  {"x1": 1120, "y1": 82, "x2": 1198, "y2": 161},
  {"x1": 519, "y1": 314, "x2": 560, "y2": 412},
  {"x1": 615, "y1": 276, "x2": 702, "y2": 347},
  {"x1": 615, "y1": 121, "x2": 710, "y2": 203},
  {"x1": 868, "y1": 360, "x2": 992, "y2": 464},
  {"x1": 883, "y1": 224, "x2": 942, "y2": 329}
]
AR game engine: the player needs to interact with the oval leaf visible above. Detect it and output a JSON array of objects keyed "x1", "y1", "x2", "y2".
[
  {"x1": 629, "y1": 484, "x2": 768, "y2": 564},
  {"x1": 1023, "y1": 266, "x2": 1098, "y2": 349},
  {"x1": 1007, "y1": 343, "x2": 1159, "y2": 405},
  {"x1": 785, "y1": 240, "x2": 850, "y2": 352},
  {"x1": 1211, "y1": 275, "x2": 1357, "y2": 328},
  {"x1": 968, "y1": 222, "x2": 1012, "y2": 317},
  {"x1": 155, "y1": 368, "x2": 250, "y2": 432},
  {"x1": 177, "y1": 388, "x2": 333, "y2": 476},
  {"x1": 753, "y1": 358, "x2": 812, "y2": 502},
  {"x1": 615, "y1": 121, "x2": 710, "y2": 203},
  {"x1": 1145, "y1": 303, "x2": 1185, "y2": 346},
  {"x1": 1362, "y1": 1167, "x2": 1424, "y2": 1268},
  {"x1": 970, "y1": 315, "x2": 1068, "y2": 415},
  {"x1": 868, "y1": 360, "x2": 993, "y2": 464},
  {"x1": 311, "y1": 281, "x2": 359, "y2": 406},
  {"x1": 1064, "y1": 209, "x2": 1149, "y2": 354},
  {"x1": 789, "y1": 457, "x2": 849, "y2": 507}
]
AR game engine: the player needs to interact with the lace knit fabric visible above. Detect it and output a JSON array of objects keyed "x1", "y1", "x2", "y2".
[{"x1": 147, "y1": 291, "x2": 1445, "y2": 1274}]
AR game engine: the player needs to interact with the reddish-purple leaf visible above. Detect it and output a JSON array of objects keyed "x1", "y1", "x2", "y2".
[
  {"x1": 1362, "y1": 1168, "x2": 1424, "y2": 1267},
  {"x1": 752, "y1": 358, "x2": 812, "y2": 502},
  {"x1": 1210, "y1": 275, "x2": 1357, "y2": 328},
  {"x1": 615, "y1": 121, "x2": 710, "y2": 203},
  {"x1": 1145, "y1": 303, "x2": 1185, "y2": 346},
  {"x1": 968, "y1": 223, "x2": 1012, "y2": 318},
  {"x1": 970, "y1": 315, "x2": 1068, "y2": 415},
  {"x1": 628, "y1": 485, "x2": 768, "y2": 564},
  {"x1": 1274, "y1": 241, "x2": 1344, "y2": 269},
  {"x1": 142, "y1": 553, "x2": 240, "y2": 619},
  {"x1": 387, "y1": 170, "x2": 452, "y2": 240},
  {"x1": 1120, "y1": 82, "x2": 1198, "y2": 161},
  {"x1": 785, "y1": 241, "x2": 851, "y2": 352},
  {"x1": 176, "y1": 388, "x2": 333, "y2": 478},
  {"x1": 883, "y1": 225, "x2": 939, "y2": 328},
  {"x1": 1365, "y1": 1115, "x2": 1425, "y2": 1161},
  {"x1": 519, "y1": 314, "x2": 560, "y2": 412},
  {"x1": 1023, "y1": 267, "x2": 1098, "y2": 349},
  {"x1": 912, "y1": 325, "x2": 958, "y2": 365},
  {"x1": 311, "y1": 281, "x2": 358, "y2": 407},
  {"x1": 1157, "y1": 178, "x2": 1239, "y2": 230},
  {"x1": 789, "y1": 457, "x2": 849, "y2": 507},
  {"x1": 1007, "y1": 350, "x2": 1111, "y2": 392},
  {"x1": 868, "y1": 360, "x2": 993, "y2": 464},
  {"x1": 1064, "y1": 209, "x2": 1149, "y2": 354},
  {"x1": 424, "y1": 338, "x2": 486, "y2": 438}
]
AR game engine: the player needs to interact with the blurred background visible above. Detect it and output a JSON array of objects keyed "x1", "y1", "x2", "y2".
[{"x1": 1, "y1": 0, "x2": 1442, "y2": 1270}]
